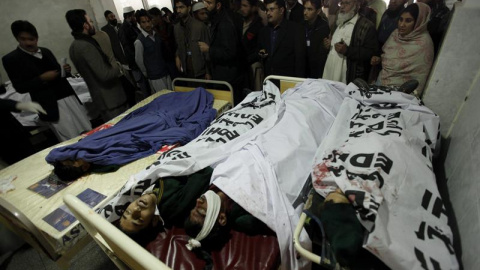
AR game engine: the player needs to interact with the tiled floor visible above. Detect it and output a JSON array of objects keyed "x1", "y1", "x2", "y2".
[
  {"x1": 0, "y1": 228, "x2": 116, "y2": 270},
  {"x1": 0, "y1": 242, "x2": 117, "y2": 270}
]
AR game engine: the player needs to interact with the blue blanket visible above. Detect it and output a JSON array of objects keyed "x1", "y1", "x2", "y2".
[{"x1": 46, "y1": 88, "x2": 216, "y2": 166}]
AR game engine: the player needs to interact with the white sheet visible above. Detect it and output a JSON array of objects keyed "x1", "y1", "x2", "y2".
[
  {"x1": 213, "y1": 79, "x2": 346, "y2": 270},
  {"x1": 311, "y1": 84, "x2": 459, "y2": 269}
]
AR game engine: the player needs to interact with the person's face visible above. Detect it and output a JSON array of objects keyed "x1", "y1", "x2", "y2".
[
  {"x1": 84, "y1": 14, "x2": 96, "y2": 36},
  {"x1": 189, "y1": 195, "x2": 208, "y2": 225},
  {"x1": 139, "y1": 16, "x2": 153, "y2": 33},
  {"x1": 388, "y1": 0, "x2": 406, "y2": 11},
  {"x1": 398, "y1": 11, "x2": 415, "y2": 36},
  {"x1": 239, "y1": 0, "x2": 254, "y2": 18},
  {"x1": 151, "y1": 14, "x2": 161, "y2": 26},
  {"x1": 266, "y1": 2, "x2": 284, "y2": 26},
  {"x1": 120, "y1": 193, "x2": 158, "y2": 233},
  {"x1": 107, "y1": 13, "x2": 117, "y2": 24},
  {"x1": 303, "y1": 1, "x2": 319, "y2": 23},
  {"x1": 204, "y1": 0, "x2": 218, "y2": 13},
  {"x1": 17, "y1": 32, "x2": 38, "y2": 53},
  {"x1": 176, "y1": 2, "x2": 191, "y2": 20},
  {"x1": 339, "y1": 0, "x2": 356, "y2": 14},
  {"x1": 194, "y1": 9, "x2": 209, "y2": 22}
]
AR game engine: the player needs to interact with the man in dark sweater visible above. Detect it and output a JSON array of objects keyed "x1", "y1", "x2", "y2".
[{"x1": 2, "y1": 20, "x2": 91, "y2": 141}]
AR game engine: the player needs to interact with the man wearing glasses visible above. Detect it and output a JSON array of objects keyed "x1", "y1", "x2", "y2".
[
  {"x1": 322, "y1": 0, "x2": 378, "y2": 84},
  {"x1": 258, "y1": 0, "x2": 306, "y2": 78}
]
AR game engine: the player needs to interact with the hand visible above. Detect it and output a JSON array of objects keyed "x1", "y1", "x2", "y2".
[
  {"x1": 205, "y1": 74, "x2": 211, "y2": 80},
  {"x1": 39, "y1": 70, "x2": 59, "y2": 81},
  {"x1": 323, "y1": 37, "x2": 331, "y2": 50},
  {"x1": 258, "y1": 49, "x2": 268, "y2": 59},
  {"x1": 198, "y1": 42, "x2": 209, "y2": 53},
  {"x1": 175, "y1": 55, "x2": 182, "y2": 72},
  {"x1": 15, "y1": 102, "x2": 47, "y2": 115},
  {"x1": 334, "y1": 42, "x2": 348, "y2": 55},
  {"x1": 371, "y1": 56, "x2": 381, "y2": 66},
  {"x1": 63, "y1": 64, "x2": 72, "y2": 73}
]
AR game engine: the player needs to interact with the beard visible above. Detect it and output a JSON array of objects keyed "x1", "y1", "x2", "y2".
[
  {"x1": 109, "y1": 19, "x2": 118, "y2": 26},
  {"x1": 207, "y1": 8, "x2": 217, "y2": 20},
  {"x1": 87, "y1": 25, "x2": 96, "y2": 36},
  {"x1": 336, "y1": 9, "x2": 356, "y2": 26}
]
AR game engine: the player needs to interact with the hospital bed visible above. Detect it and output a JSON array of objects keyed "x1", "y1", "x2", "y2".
[
  {"x1": 0, "y1": 81, "x2": 233, "y2": 268},
  {"x1": 57, "y1": 76, "x2": 322, "y2": 269}
]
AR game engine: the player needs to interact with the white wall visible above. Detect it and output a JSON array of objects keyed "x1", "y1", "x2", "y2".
[
  {"x1": 0, "y1": 0, "x2": 103, "y2": 81},
  {"x1": 423, "y1": 1, "x2": 480, "y2": 269}
]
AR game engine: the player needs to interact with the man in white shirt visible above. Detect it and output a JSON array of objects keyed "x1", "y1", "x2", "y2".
[
  {"x1": 322, "y1": 0, "x2": 378, "y2": 84},
  {"x1": 134, "y1": 9, "x2": 172, "y2": 92}
]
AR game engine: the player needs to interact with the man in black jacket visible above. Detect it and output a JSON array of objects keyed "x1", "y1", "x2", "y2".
[
  {"x1": 101, "y1": 10, "x2": 128, "y2": 65},
  {"x1": 258, "y1": 0, "x2": 306, "y2": 78},
  {"x1": 240, "y1": 0, "x2": 264, "y2": 90},
  {"x1": 286, "y1": 0, "x2": 305, "y2": 23},
  {"x1": 199, "y1": 0, "x2": 246, "y2": 105},
  {"x1": 303, "y1": 0, "x2": 330, "y2": 78},
  {"x1": 2, "y1": 20, "x2": 91, "y2": 142}
]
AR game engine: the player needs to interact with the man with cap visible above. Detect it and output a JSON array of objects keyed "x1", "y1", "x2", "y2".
[
  {"x1": 119, "y1": 6, "x2": 151, "y2": 98},
  {"x1": 192, "y1": 2, "x2": 209, "y2": 23},
  {"x1": 174, "y1": 0, "x2": 211, "y2": 80}
]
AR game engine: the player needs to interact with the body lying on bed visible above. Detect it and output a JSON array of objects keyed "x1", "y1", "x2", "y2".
[
  {"x1": 117, "y1": 167, "x2": 271, "y2": 248},
  {"x1": 45, "y1": 88, "x2": 216, "y2": 181},
  {"x1": 309, "y1": 83, "x2": 458, "y2": 269}
]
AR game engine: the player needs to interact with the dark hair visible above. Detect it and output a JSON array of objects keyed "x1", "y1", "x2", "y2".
[
  {"x1": 161, "y1": 7, "x2": 173, "y2": 14},
  {"x1": 66, "y1": 9, "x2": 87, "y2": 33},
  {"x1": 303, "y1": 0, "x2": 322, "y2": 10},
  {"x1": 244, "y1": 0, "x2": 259, "y2": 7},
  {"x1": 11, "y1": 20, "x2": 38, "y2": 39},
  {"x1": 401, "y1": 3, "x2": 419, "y2": 24},
  {"x1": 174, "y1": 0, "x2": 193, "y2": 7},
  {"x1": 53, "y1": 161, "x2": 87, "y2": 181},
  {"x1": 264, "y1": 0, "x2": 286, "y2": 9},
  {"x1": 135, "y1": 9, "x2": 151, "y2": 22},
  {"x1": 104, "y1": 10, "x2": 113, "y2": 18},
  {"x1": 148, "y1": 7, "x2": 162, "y2": 17},
  {"x1": 115, "y1": 215, "x2": 162, "y2": 246}
]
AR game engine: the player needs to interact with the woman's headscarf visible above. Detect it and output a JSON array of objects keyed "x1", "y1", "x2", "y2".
[{"x1": 379, "y1": 2, "x2": 434, "y2": 97}]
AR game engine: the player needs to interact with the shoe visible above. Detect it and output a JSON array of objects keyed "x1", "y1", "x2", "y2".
[
  {"x1": 398, "y1": 80, "x2": 419, "y2": 94},
  {"x1": 352, "y1": 78, "x2": 370, "y2": 93}
]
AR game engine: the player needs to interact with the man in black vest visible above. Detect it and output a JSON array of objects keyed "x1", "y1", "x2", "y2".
[{"x1": 134, "y1": 9, "x2": 171, "y2": 93}]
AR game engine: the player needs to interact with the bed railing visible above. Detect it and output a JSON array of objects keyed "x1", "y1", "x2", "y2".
[
  {"x1": 263, "y1": 75, "x2": 306, "y2": 94},
  {"x1": 172, "y1": 77, "x2": 234, "y2": 106},
  {"x1": 63, "y1": 194, "x2": 171, "y2": 270}
]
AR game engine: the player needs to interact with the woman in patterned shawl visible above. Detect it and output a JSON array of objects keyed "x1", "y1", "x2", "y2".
[{"x1": 371, "y1": 3, "x2": 434, "y2": 97}]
